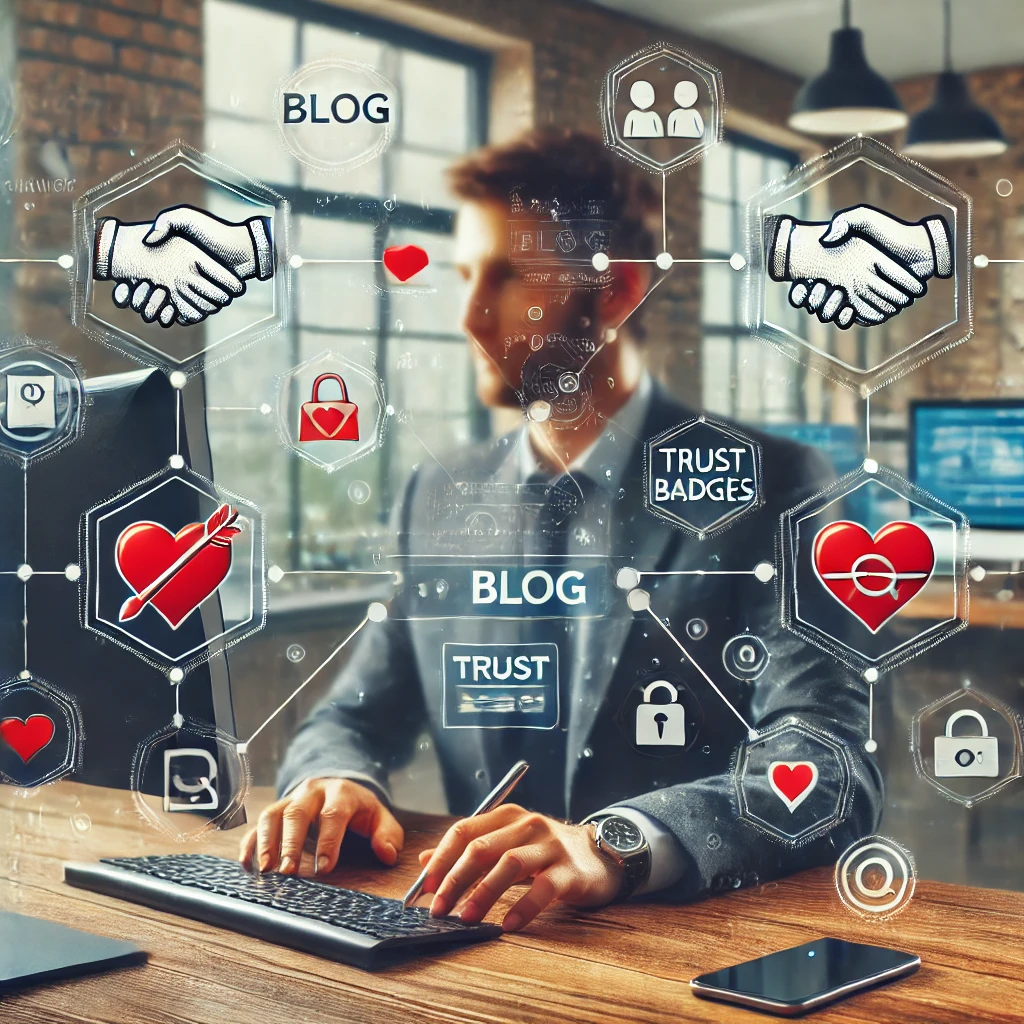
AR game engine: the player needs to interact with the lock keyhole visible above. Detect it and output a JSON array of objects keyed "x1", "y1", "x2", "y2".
[{"x1": 654, "y1": 712, "x2": 668, "y2": 739}]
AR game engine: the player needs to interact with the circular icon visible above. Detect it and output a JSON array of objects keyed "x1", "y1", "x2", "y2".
[
  {"x1": 835, "y1": 836, "x2": 916, "y2": 920},
  {"x1": 685, "y1": 617, "x2": 708, "y2": 640},
  {"x1": 520, "y1": 348, "x2": 594, "y2": 430},
  {"x1": 275, "y1": 59, "x2": 396, "y2": 173},
  {"x1": 0, "y1": 348, "x2": 83, "y2": 462},
  {"x1": 131, "y1": 719, "x2": 250, "y2": 841},
  {"x1": 0, "y1": 676, "x2": 82, "y2": 788},
  {"x1": 722, "y1": 633, "x2": 770, "y2": 681}
]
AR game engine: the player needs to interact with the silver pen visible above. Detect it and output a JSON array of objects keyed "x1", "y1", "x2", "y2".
[{"x1": 401, "y1": 759, "x2": 530, "y2": 908}]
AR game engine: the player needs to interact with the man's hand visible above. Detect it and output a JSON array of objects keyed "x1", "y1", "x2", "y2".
[
  {"x1": 417, "y1": 804, "x2": 623, "y2": 932},
  {"x1": 238, "y1": 778, "x2": 404, "y2": 876}
]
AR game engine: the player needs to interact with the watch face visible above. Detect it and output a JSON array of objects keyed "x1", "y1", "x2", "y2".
[{"x1": 600, "y1": 816, "x2": 644, "y2": 854}]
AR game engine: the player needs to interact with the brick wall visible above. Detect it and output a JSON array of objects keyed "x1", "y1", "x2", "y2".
[{"x1": 11, "y1": 0, "x2": 203, "y2": 375}]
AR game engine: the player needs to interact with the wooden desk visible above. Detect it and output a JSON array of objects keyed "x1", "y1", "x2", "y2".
[{"x1": 2, "y1": 782, "x2": 1022, "y2": 1024}]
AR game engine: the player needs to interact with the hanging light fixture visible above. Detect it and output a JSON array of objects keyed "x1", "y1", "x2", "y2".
[
  {"x1": 789, "y1": 0, "x2": 908, "y2": 136},
  {"x1": 902, "y1": 0, "x2": 1008, "y2": 160}
]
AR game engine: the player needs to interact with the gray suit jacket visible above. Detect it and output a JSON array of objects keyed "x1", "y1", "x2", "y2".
[{"x1": 278, "y1": 384, "x2": 883, "y2": 902}]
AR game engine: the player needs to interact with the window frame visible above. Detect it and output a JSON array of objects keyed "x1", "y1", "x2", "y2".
[{"x1": 203, "y1": 0, "x2": 491, "y2": 569}]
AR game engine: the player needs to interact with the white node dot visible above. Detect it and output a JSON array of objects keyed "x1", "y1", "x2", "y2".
[
  {"x1": 168, "y1": 454, "x2": 185, "y2": 470},
  {"x1": 996, "y1": 179, "x2": 1013, "y2": 197},
  {"x1": 259, "y1": 403, "x2": 272, "y2": 416},
  {"x1": 969, "y1": 565, "x2": 986, "y2": 582},
  {"x1": 527, "y1": 306, "x2": 543, "y2": 321},
  {"x1": 626, "y1": 588, "x2": 650, "y2": 612},
  {"x1": 615, "y1": 566, "x2": 641, "y2": 591},
  {"x1": 604, "y1": 327, "x2": 618, "y2": 344},
  {"x1": 754, "y1": 561, "x2": 775, "y2": 583},
  {"x1": 863, "y1": 667, "x2": 879, "y2": 683},
  {"x1": 368, "y1": 601, "x2": 388, "y2": 622},
  {"x1": 267, "y1": 564, "x2": 284, "y2": 583},
  {"x1": 168, "y1": 667, "x2": 184, "y2": 684},
  {"x1": 168, "y1": 370, "x2": 187, "y2": 389},
  {"x1": 591, "y1": 252, "x2": 610, "y2": 272},
  {"x1": 172, "y1": 713, "x2": 184, "y2": 728},
  {"x1": 863, "y1": 458, "x2": 879, "y2": 474},
  {"x1": 16, "y1": 564, "x2": 32, "y2": 581},
  {"x1": 235, "y1": 741, "x2": 248, "y2": 756},
  {"x1": 289, "y1": 254, "x2": 304, "y2": 269},
  {"x1": 18, "y1": 669, "x2": 31, "y2": 680},
  {"x1": 64, "y1": 563, "x2": 81, "y2": 582},
  {"x1": 864, "y1": 738, "x2": 878, "y2": 753},
  {"x1": 527, "y1": 400, "x2": 551, "y2": 423},
  {"x1": 57, "y1": 253, "x2": 74, "y2": 269},
  {"x1": 655, "y1": 251, "x2": 673, "y2": 271},
  {"x1": 974, "y1": 254, "x2": 989, "y2": 269},
  {"x1": 729, "y1": 252, "x2": 747, "y2": 271}
]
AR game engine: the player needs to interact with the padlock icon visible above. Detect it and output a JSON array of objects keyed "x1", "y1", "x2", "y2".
[
  {"x1": 934, "y1": 709, "x2": 999, "y2": 778},
  {"x1": 298, "y1": 373, "x2": 359, "y2": 442},
  {"x1": 635, "y1": 680, "x2": 685, "y2": 747}
]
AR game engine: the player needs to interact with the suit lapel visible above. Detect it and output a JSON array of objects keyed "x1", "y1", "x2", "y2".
[{"x1": 566, "y1": 386, "x2": 692, "y2": 797}]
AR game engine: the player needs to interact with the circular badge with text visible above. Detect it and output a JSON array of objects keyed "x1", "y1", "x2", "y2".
[{"x1": 275, "y1": 58, "x2": 397, "y2": 173}]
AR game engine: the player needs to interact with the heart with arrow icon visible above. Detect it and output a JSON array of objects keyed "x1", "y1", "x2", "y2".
[{"x1": 114, "y1": 504, "x2": 243, "y2": 629}]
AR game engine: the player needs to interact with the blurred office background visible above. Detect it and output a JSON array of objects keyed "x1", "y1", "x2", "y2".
[{"x1": 0, "y1": 0, "x2": 1021, "y2": 890}]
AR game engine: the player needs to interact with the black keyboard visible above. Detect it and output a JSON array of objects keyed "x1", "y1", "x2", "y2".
[{"x1": 64, "y1": 854, "x2": 500, "y2": 970}]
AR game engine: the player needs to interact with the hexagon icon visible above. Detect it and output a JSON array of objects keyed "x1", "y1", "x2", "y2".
[
  {"x1": 0, "y1": 343, "x2": 83, "y2": 464},
  {"x1": 131, "y1": 717, "x2": 250, "y2": 840},
  {"x1": 745, "y1": 136, "x2": 972, "y2": 394},
  {"x1": 912, "y1": 687, "x2": 1022, "y2": 807},
  {"x1": 0, "y1": 675, "x2": 83, "y2": 788},
  {"x1": 781, "y1": 462, "x2": 969, "y2": 674},
  {"x1": 601, "y1": 43, "x2": 724, "y2": 174},
  {"x1": 275, "y1": 350, "x2": 386, "y2": 472},
  {"x1": 734, "y1": 718, "x2": 855, "y2": 847},
  {"x1": 83, "y1": 467, "x2": 266, "y2": 672},
  {"x1": 72, "y1": 140, "x2": 290, "y2": 370},
  {"x1": 644, "y1": 415, "x2": 762, "y2": 538}
]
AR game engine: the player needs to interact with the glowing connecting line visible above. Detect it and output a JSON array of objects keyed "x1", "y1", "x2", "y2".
[
  {"x1": 637, "y1": 598, "x2": 758, "y2": 740},
  {"x1": 237, "y1": 610, "x2": 381, "y2": 754}
]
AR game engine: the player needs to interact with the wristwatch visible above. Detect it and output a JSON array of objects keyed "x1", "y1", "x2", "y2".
[{"x1": 587, "y1": 814, "x2": 651, "y2": 898}]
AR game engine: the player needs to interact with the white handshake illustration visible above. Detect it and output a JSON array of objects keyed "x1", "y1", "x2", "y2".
[
  {"x1": 93, "y1": 204, "x2": 275, "y2": 327},
  {"x1": 767, "y1": 204, "x2": 953, "y2": 329}
]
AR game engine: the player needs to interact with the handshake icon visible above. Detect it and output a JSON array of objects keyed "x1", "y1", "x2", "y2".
[
  {"x1": 767, "y1": 204, "x2": 953, "y2": 329},
  {"x1": 93, "y1": 204, "x2": 274, "y2": 327}
]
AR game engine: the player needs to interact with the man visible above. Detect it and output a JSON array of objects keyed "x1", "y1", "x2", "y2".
[{"x1": 240, "y1": 130, "x2": 882, "y2": 932}]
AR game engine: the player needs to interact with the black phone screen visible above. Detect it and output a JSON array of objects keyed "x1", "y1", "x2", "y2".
[{"x1": 693, "y1": 937, "x2": 919, "y2": 1006}]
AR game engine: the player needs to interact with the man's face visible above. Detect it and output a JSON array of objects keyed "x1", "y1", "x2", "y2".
[{"x1": 454, "y1": 199, "x2": 584, "y2": 409}]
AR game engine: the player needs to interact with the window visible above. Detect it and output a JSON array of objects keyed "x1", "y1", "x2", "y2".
[
  {"x1": 700, "y1": 136, "x2": 805, "y2": 424},
  {"x1": 201, "y1": 0, "x2": 489, "y2": 580}
]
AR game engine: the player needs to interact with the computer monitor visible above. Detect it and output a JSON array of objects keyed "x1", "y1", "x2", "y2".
[
  {"x1": 0, "y1": 368, "x2": 237, "y2": 795},
  {"x1": 909, "y1": 400, "x2": 1024, "y2": 530}
]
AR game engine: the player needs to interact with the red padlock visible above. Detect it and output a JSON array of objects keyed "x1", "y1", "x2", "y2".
[{"x1": 298, "y1": 373, "x2": 359, "y2": 442}]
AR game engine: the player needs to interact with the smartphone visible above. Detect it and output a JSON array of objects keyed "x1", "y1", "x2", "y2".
[{"x1": 689, "y1": 937, "x2": 920, "y2": 1017}]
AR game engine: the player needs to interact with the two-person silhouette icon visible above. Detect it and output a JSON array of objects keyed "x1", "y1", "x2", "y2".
[{"x1": 622, "y1": 80, "x2": 704, "y2": 139}]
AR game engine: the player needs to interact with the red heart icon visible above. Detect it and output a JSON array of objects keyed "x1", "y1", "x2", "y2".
[
  {"x1": 115, "y1": 516, "x2": 238, "y2": 630},
  {"x1": 311, "y1": 406, "x2": 347, "y2": 438},
  {"x1": 383, "y1": 244, "x2": 429, "y2": 282},
  {"x1": 813, "y1": 520, "x2": 935, "y2": 633},
  {"x1": 768, "y1": 760, "x2": 818, "y2": 812},
  {"x1": 1, "y1": 715, "x2": 55, "y2": 763}
]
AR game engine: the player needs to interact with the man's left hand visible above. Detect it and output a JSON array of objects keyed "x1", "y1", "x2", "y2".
[{"x1": 416, "y1": 804, "x2": 623, "y2": 931}]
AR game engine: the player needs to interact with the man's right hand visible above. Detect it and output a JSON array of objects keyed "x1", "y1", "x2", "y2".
[{"x1": 238, "y1": 778, "x2": 404, "y2": 876}]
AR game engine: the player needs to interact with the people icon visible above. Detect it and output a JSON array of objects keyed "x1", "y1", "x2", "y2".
[
  {"x1": 668, "y1": 80, "x2": 704, "y2": 138},
  {"x1": 623, "y1": 80, "x2": 663, "y2": 138}
]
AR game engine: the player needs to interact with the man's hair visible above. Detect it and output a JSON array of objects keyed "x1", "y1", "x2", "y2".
[{"x1": 447, "y1": 129, "x2": 660, "y2": 263}]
